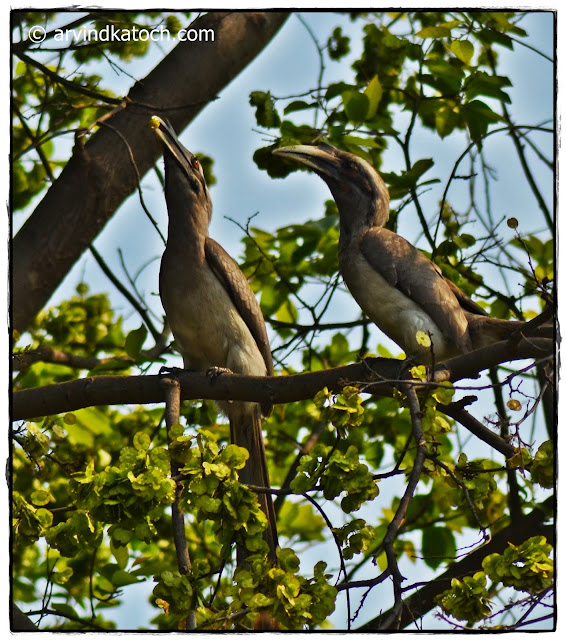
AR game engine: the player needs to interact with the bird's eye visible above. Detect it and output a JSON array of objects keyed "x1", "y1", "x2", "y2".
[{"x1": 192, "y1": 158, "x2": 200, "y2": 170}]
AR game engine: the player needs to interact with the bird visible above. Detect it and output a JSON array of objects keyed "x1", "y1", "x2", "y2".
[
  {"x1": 273, "y1": 142, "x2": 553, "y2": 364},
  {"x1": 151, "y1": 115, "x2": 278, "y2": 563}
]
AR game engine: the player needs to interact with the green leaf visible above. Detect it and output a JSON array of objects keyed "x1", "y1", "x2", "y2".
[
  {"x1": 342, "y1": 89, "x2": 370, "y2": 123},
  {"x1": 451, "y1": 39, "x2": 474, "y2": 64},
  {"x1": 464, "y1": 70, "x2": 512, "y2": 103},
  {"x1": 283, "y1": 100, "x2": 314, "y2": 115},
  {"x1": 432, "y1": 382, "x2": 455, "y2": 405},
  {"x1": 435, "y1": 104, "x2": 460, "y2": 138},
  {"x1": 249, "y1": 90, "x2": 281, "y2": 128},
  {"x1": 275, "y1": 299, "x2": 298, "y2": 324},
  {"x1": 133, "y1": 431, "x2": 151, "y2": 452},
  {"x1": 531, "y1": 441, "x2": 554, "y2": 488},
  {"x1": 435, "y1": 572, "x2": 492, "y2": 624},
  {"x1": 461, "y1": 100, "x2": 502, "y2": 142},
  {"x1": 278, "y1": 502, "x2": 325, "y2": 542},
  {"x1": 422, "y1": 526, "x2": 457, "y2": 570},
  {"x1": 125, "y1": 325, "x2": 147, "y2": 359},
  {"x1": 67, "y1": 407, "x2": 112, "y2": 446},
  {"x1": 277, "y1": 547, "x2": 301, "y2": 573},
  {"x1": 111, "y1": 539, "x2": 129, "y2": 570},
  {"x1": 51, "y1": 602, "x2": 79, "y2": 619},
  {"x1": 382, "y1": 158, "x2": 435, "y2": 197},
  {"x1": 341, "y1": 134, "x2": 382, "y2": 149},
  {"x1": 327, "y1": 26, "x2": 350, "y2": 60},
  {"x1": 254, "y1": 143, "x2": 298, "y2": 178},
  {"x1": 364, "y1": 75, "x2": 383, "y2": 120},
  {"x1": 423, "y1": 59, "x2": 465, "y2": 94},
  {"x1": 416, "y1": 26, "x2": 452, "y2": 39},
  {"x1": 30, "y1": 489, "x2": 51, "y2": 506},
  {"x1": 325, "y1": 81, "x2": 356, "y2": 101},
  {"x1": 111, "y1": 569, "x2": 142, "y2": 587}
]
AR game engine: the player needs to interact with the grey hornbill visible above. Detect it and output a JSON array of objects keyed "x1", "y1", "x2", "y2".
[
  {"x1": 274, "y1": 143, "x2": 552, "y2": 363},
  {"x1": 151, "y1": 116, "x2": 278, "y2": 563}
]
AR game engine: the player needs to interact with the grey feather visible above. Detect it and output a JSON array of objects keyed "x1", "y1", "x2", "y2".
[{"x1": 358, "y1": 227, "x2": 473, "y2": 353}]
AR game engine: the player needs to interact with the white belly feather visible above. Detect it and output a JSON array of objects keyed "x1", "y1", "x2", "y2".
[{"x1": 341, "y1": 252, "x2": 454, "y2": 361}]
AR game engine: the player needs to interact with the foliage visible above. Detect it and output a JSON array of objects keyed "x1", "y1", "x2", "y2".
[
  {"x1": 12, "y1": 10, "x2": 554, "y2": 632},
  {"x1": 436, "y1": 535, "x2": 553, "y2": 626}
]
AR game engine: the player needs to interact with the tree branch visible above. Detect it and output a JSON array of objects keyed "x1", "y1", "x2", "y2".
[
  {"x1": 13, "y1": 338, "x2": 553, "y2": 424},
  {"x1": 438, "y1": 401, "x2": 516, "y2": 458},
  {"x1": 162, "y1": 377, "x2": 197, "y2": 631},
  {"x1": 13, "y1": 345, "x2": 117, "y2": 372},
  {"x1": 378, "y1": 382, "x2": 428, "y2": 630}
]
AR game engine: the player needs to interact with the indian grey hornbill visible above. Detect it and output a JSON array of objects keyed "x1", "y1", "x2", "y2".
[
  {"x1": 151, "y1": 116, "x2": 278, "y2": 563},
  {"x1": 273, "y1": 143, "x2": 552, "y2": 363}
]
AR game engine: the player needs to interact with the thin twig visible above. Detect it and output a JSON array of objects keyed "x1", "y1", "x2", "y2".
[
  {"x1": 97, "y1": 120, "x2": 166, "y2": 244},
  {"x1": 378, "y1": 381, "x2": 428, "y2": 630},
  {"x1": 162, "y1": 377, "x2": 197, "y2": 631},
  {"x1": 89, "y1": 244, "x2": 163, "y2": 343},
  {"x1": 301, "y1": 492, "x2": 352, "y2": 631}
]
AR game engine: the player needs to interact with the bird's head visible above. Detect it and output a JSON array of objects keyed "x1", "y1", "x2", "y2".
[
  {"x1": 150, "y1": 115, "x2": 211, "y2": 224},
  {"x1": 273, "y1": 142, "x2": 390, "y2": 230}
]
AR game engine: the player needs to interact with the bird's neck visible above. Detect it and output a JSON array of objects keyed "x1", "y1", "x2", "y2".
[
  {"x1": 165, "y1": 197, "x2": 212, "y2": 259},
  {"x1": 338, "y1": 200, "x2": 386, "y2": 244}
]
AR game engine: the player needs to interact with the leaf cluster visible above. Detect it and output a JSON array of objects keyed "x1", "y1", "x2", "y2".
[{"x1": 436, "y1": 535, "x2": 553, "y2": 626}]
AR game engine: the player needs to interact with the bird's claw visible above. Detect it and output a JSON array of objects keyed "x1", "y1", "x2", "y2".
[{"x1": 206, "y1": 366, "x2": 233, "y2": 378}]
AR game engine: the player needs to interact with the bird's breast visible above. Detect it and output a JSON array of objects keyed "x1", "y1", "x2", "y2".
[
  {"x1": 340, "y1": 251, "x2": 456, "y2": 361},
  {"x1": 159, "y1": 255, "x2": 266, "y2": 376}
]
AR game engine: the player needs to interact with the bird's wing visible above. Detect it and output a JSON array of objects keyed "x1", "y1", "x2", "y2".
[
  {"x1": 205, "y1": 238, "x2": 274, "y2": 377},
  {"x1": 359, "y1": 227, "x2": 473, "y2": 351},
  {"x1": 444, "y1": 278, "x2": 490, "y2": 316}
]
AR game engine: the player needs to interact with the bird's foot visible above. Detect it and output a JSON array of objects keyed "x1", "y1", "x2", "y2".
[
  {"x1": 432, "y1": 366, "x2": 451, "y2": 383},
  {"x1": 206, "y1": 366, "x2": 233, "y2": 378}
]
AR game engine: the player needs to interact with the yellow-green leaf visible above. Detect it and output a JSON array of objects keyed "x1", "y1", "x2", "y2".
[
  {"x1": 410, "y1": 365, "x2": 427, "y2": 381},
  {"x1": 416, "y1": 26, "x2": 452, "y2": 39},
  {"x1": 451, "y1": 39, "x2": 474, "y2": 64},
  {"x1": 364, "y1": 75, "x2": 383, "y2": 120},
  {"x1": 416, "y1": 330, "x2": 432, "y2": 347}
]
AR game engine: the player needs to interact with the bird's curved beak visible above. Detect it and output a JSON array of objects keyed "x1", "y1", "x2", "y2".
[
  {"x1": 273, "y1": 144, "x2": 342, "y2": 181},
  {"x1": 150, "y1": 115, "x2": 191, "y2": 172}
]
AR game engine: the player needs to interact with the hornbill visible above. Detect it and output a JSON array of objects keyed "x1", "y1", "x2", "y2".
[
  {"x1": 151, "y1": 116, "x2": 278, "y2": 563},
  {"x1": 274, "y1": 143, "x2": 553, "y2": 363}
]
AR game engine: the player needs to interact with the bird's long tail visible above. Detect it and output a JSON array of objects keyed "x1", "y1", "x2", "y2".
[
  {"x1": 230, "y1": 405, "x2": 278, "y2": 565},
  {"x1": 468, "y1": 313, "x2": 554, "y2": 350}
]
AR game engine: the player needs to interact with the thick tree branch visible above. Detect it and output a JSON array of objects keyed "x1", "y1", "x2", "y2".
[
  {"x1": 13, "y1": 338, "x2": 552, "y2": 423},
  {"x1": 11, "y1": 357, "x2": 401, "y2": 422},
  {"x1": 434, "y1": 337, "x2": 552, "y2": 383},
  {"x1": 13, "y1": 11, "x2": 289, "y2": 333}
]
